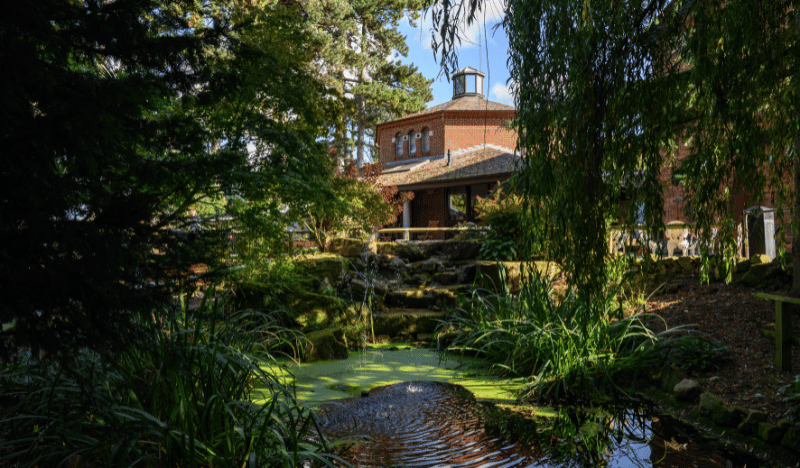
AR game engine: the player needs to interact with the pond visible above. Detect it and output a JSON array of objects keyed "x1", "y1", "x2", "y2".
[{"x1": 262, "y1": 346, "x2": 761, "y2": 468}]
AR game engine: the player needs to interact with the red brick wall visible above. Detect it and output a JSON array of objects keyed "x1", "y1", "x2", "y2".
[
  {"x1": 443, "y1": 111, "x2": 516, "y2": 154},
  {"x1": 376, "y1": 115, "x2": 446, "y2": 163},
  {"x1": 376, "y1": 110, "x2": 516, "y2": 164}
]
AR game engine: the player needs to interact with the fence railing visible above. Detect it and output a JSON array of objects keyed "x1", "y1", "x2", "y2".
[
  {"x1": 608, "y1": 223, "x2": 735, "y2": 258},
  {"x1": 376, "y1": 226, "x2": 489, "y2": 242}
]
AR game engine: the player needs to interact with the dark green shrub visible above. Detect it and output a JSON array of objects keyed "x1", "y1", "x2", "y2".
[{"x1": 0, "y1": 293, "x2": 340, "y2": 467}]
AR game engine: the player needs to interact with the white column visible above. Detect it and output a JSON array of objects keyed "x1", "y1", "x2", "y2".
[{"x1": 403, "y1": 201, "x2": 411, "y2": 241}]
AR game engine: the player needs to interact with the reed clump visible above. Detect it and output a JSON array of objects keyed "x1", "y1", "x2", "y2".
[
  {"x1": 0, "y1": 292, "x2": 341, "y2": 467},
  {"x1": 438, "y1": 265, "x2": 663, "y2": 403}
]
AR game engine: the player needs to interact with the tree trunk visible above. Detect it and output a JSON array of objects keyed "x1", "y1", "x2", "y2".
[
  {"x1": 793, "y1": 10, "x2": 800, "y2": 298},
  {"x1": 356, "y1": 90, "x2": 366, "y2": 167},
  {"x1": 793, "y1": 126, "x2": 800, "y2": 296}
]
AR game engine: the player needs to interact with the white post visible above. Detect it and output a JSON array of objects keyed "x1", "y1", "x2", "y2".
[{"x1": 402, "y1": 201, "x2": 410, "y2": 241}]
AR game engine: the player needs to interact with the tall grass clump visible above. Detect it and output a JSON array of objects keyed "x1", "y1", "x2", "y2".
[
  {"x1": 0, "y1": 292, "x2": 342, "y2": 467},
  {"x1": 439, "y1": 265, "x2": 661, "y2": 402}
]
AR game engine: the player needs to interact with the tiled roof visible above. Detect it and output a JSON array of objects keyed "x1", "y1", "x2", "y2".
[
  {"x1": 384, "y1": 96, "x2": 515, "y2": 124},
  {"x1": 377, "y1": 144, "x2": 520, "y2": 189}
]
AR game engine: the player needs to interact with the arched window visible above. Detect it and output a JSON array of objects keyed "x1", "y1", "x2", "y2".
[
  {"x1": 408, "y1": 130, "x2": 416, "y2": 155},
  {"x1": 421, "y1": 127, "x2": 430, "y2": 154},
  {"x1": 395, "y1": 132, "x2": 403, "y2": 158}
]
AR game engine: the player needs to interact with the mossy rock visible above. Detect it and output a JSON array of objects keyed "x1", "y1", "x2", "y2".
[
  {"x1": 475, "y1": 261, "x2": 523, "y2": 292},
  {"x1": 385, "y1": 289, "x2": 437, "y2": 309},
  {"x1": 757, "y1": 422, "x2": 784, "y2": 444},
  {"x1": 372, "y1": 309, "x2": 446, "y2": 337},
  {"x1": 325, "y1": 238, "x2": 368, "y2": 257},
  {"x1": 294, "y1": 253, "x2": 350, "y2": 287},
  {"x1": 658, "y1": 365, "x2": 687, "y2": 393},
  {"x1": 286, "y1": 291, "x2": 353, "y2": 330},
  {"x1": 741, "y1": 263, "x2": 771, "y2": 287},
  {"x1": 303, "y1": 328, "x2": 349, "y2": 362},
  {"x1": 676, "y1": 256, "x2": 697, "y2": 273},
  {"x1": 377, "y1": 241, "x2": 445, "y2": 261},
  {"x1": 738, "y1": 410, "x2": 768, "y2": 435},
  {"x1": 782, "y1": 426, "x2": 800, "y2": 452},
  {"x1": 440, "y1": 239, "x2": 482, "y2": 261},
  {"x1": 750, "y1": 254, "x2": 772, "y2": 265},
  {"x1": 698, "y1": 392, "x2": 725, "y2": 416}
]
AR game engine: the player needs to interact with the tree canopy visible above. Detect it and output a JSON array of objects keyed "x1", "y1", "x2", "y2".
[
  {"x1": 428, "y1": 0, "x2": 800, "y2": 295},
  {"x1": 301, "y1": 0, "x2": 433, "y2": 165},
  {"x1": 0, "y1": 0, "x2": 338, "y2": 359}
]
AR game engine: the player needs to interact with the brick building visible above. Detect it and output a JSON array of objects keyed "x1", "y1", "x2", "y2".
[{"x1": 375, "y1": 67, "x2": 519, "y2": 231}]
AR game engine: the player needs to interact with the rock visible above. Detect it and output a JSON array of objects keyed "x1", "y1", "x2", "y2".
[
  {"x1": 475, "y1": 261, "x2": 523, "y2": 292},
  {"x1": 457, "y1": 263, "x2": 478, "y2": 284},
  {"x1": 406, "y1": 273, "x2": 431, "y2": 287},
  {"x1": 432, "y1": 271, "x2": 458, "y2": 285},
  {"x1": 303, "y1": 328, "x2": 349, "y2": 362},
  {"x1": 349, "y1": 277, "x2": 388, "y2": 298},
  {"x1": 361, "y1": 390, "x2": 370, "y2": 397},
  {"x1": 741, "y1": 263, "x2": 771, "y2": 287},
  {"x1": 294, "y1": 253, "x2": 349, "y2": 287},
  {"x1": 737, "y1": 410, "x2": 768, "y2": 435},
  {"x1": 750, "y1": 254, "x2": 772, "y2": 265},
  {"x1": 420, "y1": 257, "x2": 446, "y2": 273},
  {"x1": 659, "y1": 365, "x2": 688, "y2": 393},
  {"x1": 372, "y1": 309, "x2": 446, "y2": 337},
  {"x1": 385, "y1": 288, "x2": 436, "y2": 309},
  {"x1": 757, "y1": 422, "x2": 783, "y2": 444},
  {"x1": 698, "y1": 392, "x2": 725, "y2": 416},
  {"x1": 440, "y1": 239, "x2": 482, "y2": 261},
  {"x1": 781, "y1": 426, "x2": 800, "y2": 452},
  {"x1": 674, "y1": 379, "x2": 702, "y2": 402},
  {"x1": 289, "y1": 292, "x2": 352, "y2": 330},
  {"x1": 326, "y1": 238, "x2": 367, "y2": 257},
  {"x1": 677, "y1": 256, "x2": 696, "y2": 273},
  {"x1": 388, "y1": 346, "x2": 399, "y2": 351},
  {"x1": 777, "y1": 418, "x2": 794, "y2": 431},
  {"x1": 388, "y1": 257, "x2": 407, "y2": 270},
  {"x1": 735, "y1": 258, "x2": 752, "y2": 273}
]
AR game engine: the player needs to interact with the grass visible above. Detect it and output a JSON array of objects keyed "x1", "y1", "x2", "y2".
[
  {"x1": 437, "y1": 264, "x2": 664, "y2": 403},
  {"x1": 0, "y1": 291, "x2": 343, "y2": 467}
]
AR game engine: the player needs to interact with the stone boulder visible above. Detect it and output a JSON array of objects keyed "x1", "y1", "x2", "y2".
[
  {"x1": 372, "y1": 309, "x2": 446, "y2": 338},
  {"x1": 737, "y1": 410, "x2": 768, "y2": 435},
  {"x1": 387, "y1": 257, "x2": 407, "y2": 270},
  {"x1": 287, "y1": 291, "x2": 353, "y2": 331},
  {"x1": 750, "y1": 253, "x2": 772, "y2": 265},
  {"x1": 782, "y1": 426, "x2": 800, "y2": 452},
  {"x1": 303, "y1": 328, "x2": 349, "y2": 362},
  {"x1": 377, "y1": 241, "x2": 443, "y2": 261},
  {"x1": 294, "y1": 253, "x2": 349, "y2": 288},
  {"x1": 673, "y1": 379, "x2": 702, "y2": 402},
  {"x1": 420, "y1": 257, "x2": 446, "y2": 273},
  {"x1": 657, "y1": 365, "x2": 687, "y2": 393},
  {"x1": 474, "y1": 261, "x2": 523, "y2": 292},
  {"x1": 757, "y1": 422, "x2": 783, "y2": 444},
  {"x1": 440, "y1": 239, "x2": 482, "y2": 261},
  {"x1": 348, "y1": 277, "x2": 389, "y2": 298},
  {"x1": 326, "y1": 238, "x2": 368, "y2": 257}
]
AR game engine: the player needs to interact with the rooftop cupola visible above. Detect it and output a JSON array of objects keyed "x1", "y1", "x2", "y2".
[{"x1": 452, "y1": 66, "x2": 485, "y2": 99}]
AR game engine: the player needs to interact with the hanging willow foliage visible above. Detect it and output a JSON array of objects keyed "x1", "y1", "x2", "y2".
[{"x1": 427, "y1": 0, "x2": 800, "y2": 297}]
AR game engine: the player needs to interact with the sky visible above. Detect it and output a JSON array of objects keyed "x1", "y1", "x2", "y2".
[{"x1": 396, "y1": 2, "x2": 514, "y2": 108}]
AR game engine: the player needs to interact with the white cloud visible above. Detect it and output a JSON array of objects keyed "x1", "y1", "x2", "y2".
[
  {"x1": 491, "y1": 81, "x2": 516, "y2": 105},
  {"x1": 414, "y1": 0, "x2": 506, "y2": 51}
]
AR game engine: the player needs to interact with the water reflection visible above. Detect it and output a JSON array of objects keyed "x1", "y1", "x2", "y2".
[{"x1": 315, "y1": 381, "x2": 758, "y2": 468}]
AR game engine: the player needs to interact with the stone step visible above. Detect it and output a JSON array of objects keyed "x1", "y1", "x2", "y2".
[
  {"x1": 384, "y1": 285, "x2": 468, "y2": 309},
  {"x1": 371, "y1": 308, "x2": 447, "y2": 340}
]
